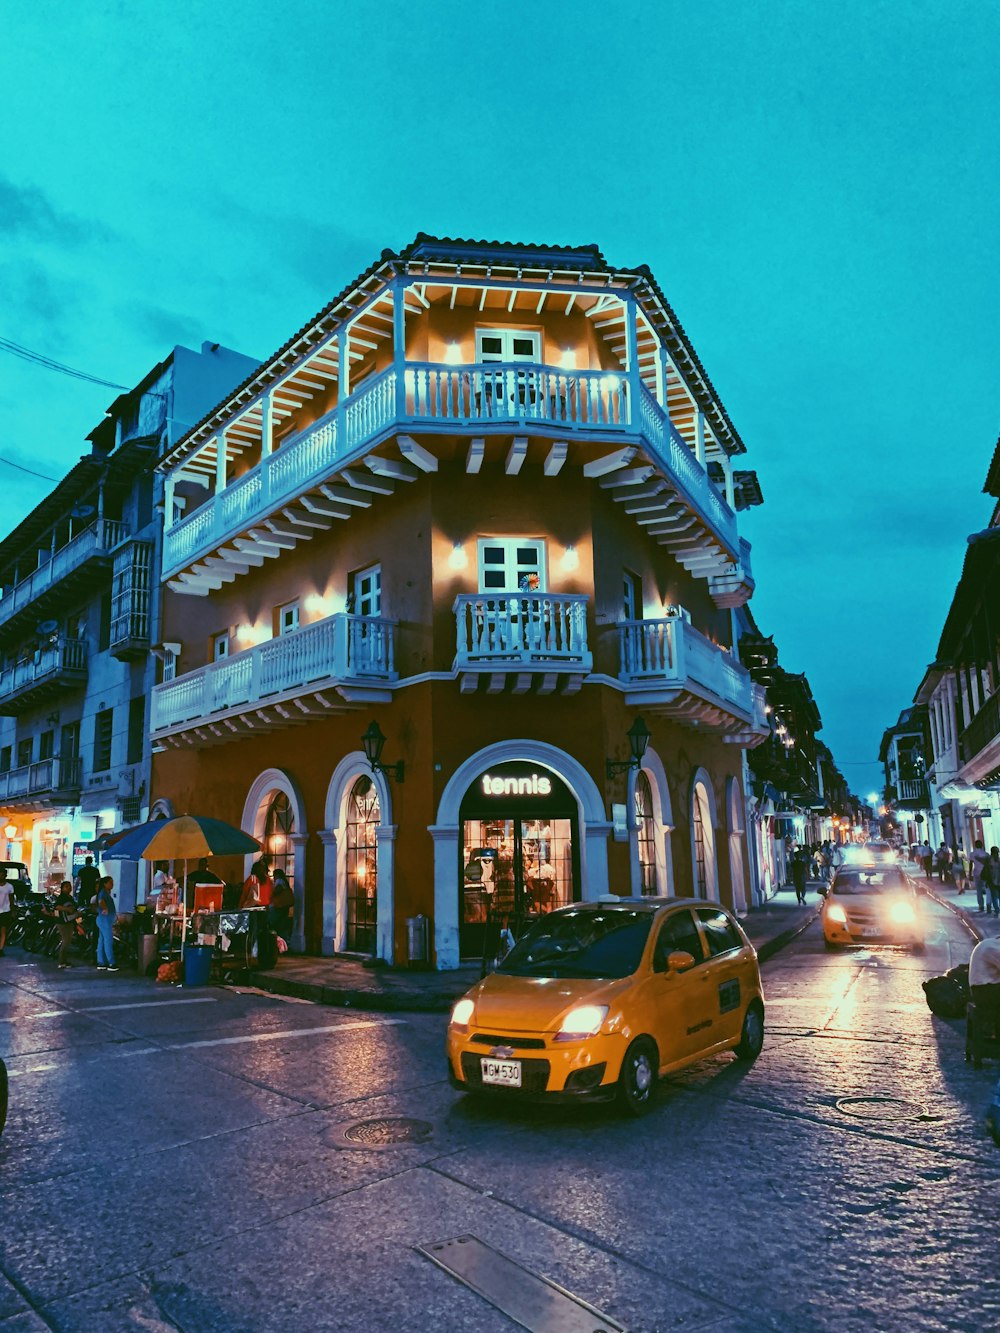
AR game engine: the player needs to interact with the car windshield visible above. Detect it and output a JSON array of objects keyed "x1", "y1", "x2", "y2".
[
  {"x1": 832, "y1": 868, "x2": 912, "y2": 895},
  {"x1": 497, "y1": 909, "x2": 653, "y2": 979}
]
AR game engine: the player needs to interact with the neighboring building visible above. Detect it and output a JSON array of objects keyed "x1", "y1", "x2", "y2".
[
  {"x1": 0, "y1": 342, "x2": 258, "y2": 904},
  {"x1": 878, "y1": 706, "x2": 932, "y2": 846},
  {"x1": 884, "y1": 437, "x2": 1000, "y2": 857},
  {"x1": 149, "y1": 234, "x2": 771, "y2": 967}
]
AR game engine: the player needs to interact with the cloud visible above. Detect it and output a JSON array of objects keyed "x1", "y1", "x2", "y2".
[
  {"x1": 0, "y1": 174, "x2": 93, "y2": 244},
  {"x1": 124, "y1": 300, "x2": 205, "y2": 349},
  {"x1": 0, "y1": 258, "x2": 80, "y2": 339}
]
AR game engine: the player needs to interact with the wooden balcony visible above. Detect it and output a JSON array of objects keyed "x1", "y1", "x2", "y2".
[
  {"x1": 617, "y1": 618, "x2": 768, "y2": 743},
  {"x1": 0, "y1": 755, "x2": 83, "y2": 809},
  {"x1": 0, "y1": 640, "x2": 88, "y2": 715},
  {"x1": 957, "y1": 688, "x2": 1000, "y2": 787},
  {"x1": 150, "y1": 613, "x2": 397, "y2": 747},
  {"x1": 0, "y1": 519, "x2": 127, "y2": 640},
  {"x1": 163, "y1": 362, "x2": 739, "y2": 592},
  {"x1": 453, "y1": 592, "x2": 592, "y2": 695},
  {"x1": 896, "y1": 778, "x2": 930, "y2": 806}
]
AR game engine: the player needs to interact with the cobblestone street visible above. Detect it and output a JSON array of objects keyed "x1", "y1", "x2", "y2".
[{"x1": 0, "y1": 888, "x2": 996, "y2": 1332}]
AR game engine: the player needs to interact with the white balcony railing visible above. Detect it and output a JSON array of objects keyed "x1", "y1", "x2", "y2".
[
  {"x1": 163, "y1": 362, "x2": 736, "y2": 576},
  {"x1": 618, "y1": 617, "x2": 753, "y2": 717},
  {"x1": 453, "y1": 593, "x2": 591, "y2": 671},
  {"x1": 0, "y1": 639, "x2": 88, "y2": 703},
  {"x1": 0, "y1": 755, "x2": 83, "y2": 801},
  {"x1": 151, "y1": 613, "x2": 397, "y2": 733},
  {"x1": 0, "y1": 520, "x2": 127, "y2": 627}
]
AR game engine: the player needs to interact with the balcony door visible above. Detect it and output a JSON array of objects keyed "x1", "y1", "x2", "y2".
[{"x1": 474, "y1": 540, "x2": 547, "y2": 658}]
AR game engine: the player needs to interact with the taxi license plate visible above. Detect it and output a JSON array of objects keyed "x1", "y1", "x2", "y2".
[
  {"x1": 860, "y1": 926, "x2": 882, "y2": 938},
  {"x1": 480, "y1": 1058, "x2": 522, "y2": 1088}
]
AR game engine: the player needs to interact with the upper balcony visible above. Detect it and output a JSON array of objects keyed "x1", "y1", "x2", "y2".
[
  {"x1": 0, "y1": 755, "x2": 83, "y2": 809},
  {"x1": 0, "y1": 639, "x2": 88, "y2": 716},
  {"x1": 958, "y1": 688, "x2": 1000, "y2": 787},
  {"x1": 453, "y1": 592, "x2": 592, "y2": 695},
  {"x1": 0, "y1": 519, "x2": 127, "y2": 641},
  {"x1": 896, "y1": 778, "x2": 930, "y2": 806},
  {"x1": 616, "y1": 617, "x2": 768, "y2": 744},
  {"x1": 150, "y1": 612, "x2": 397, "y2": 746}
]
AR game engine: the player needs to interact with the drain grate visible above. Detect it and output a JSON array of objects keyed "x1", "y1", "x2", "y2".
[
  {"x1": 836, "y1": 1096, "x2": 929, "y2": 1122},
  {"x1": 341, "y1": 1116, "x2": 433, "y2": 1146}
]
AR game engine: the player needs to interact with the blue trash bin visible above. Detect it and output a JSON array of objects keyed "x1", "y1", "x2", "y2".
[{"x1": 183, "y1": 944, "x2": 214, "y2": 988}]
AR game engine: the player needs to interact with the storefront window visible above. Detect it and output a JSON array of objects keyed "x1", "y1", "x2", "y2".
[
  {"x1": 692, "y1": 779, "x2": 716, "y2": 899},
  {"x1": 635, "y1": 771, "x2": 658, "y2": 895},
  {"x1": 346, "y1": 776, "x2": 380, "y2": 952},
  {"x1": 459, "y1": 763, "x2": 579, "y2": 960},
  {"x1": 263, "y1": 791, "x2": 296, "y2": 886}
]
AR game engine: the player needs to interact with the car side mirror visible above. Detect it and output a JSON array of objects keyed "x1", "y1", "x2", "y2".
[{"x1": 665, "y1": 949, "x2": 695, "y2": 972}]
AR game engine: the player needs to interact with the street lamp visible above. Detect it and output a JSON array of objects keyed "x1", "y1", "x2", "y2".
[
  {"x1": 361, "y1": 721, "x2": 404, "y2": 783},
  {"x1": 606, "y1": 716, "x2": 651, "y2": 780}
]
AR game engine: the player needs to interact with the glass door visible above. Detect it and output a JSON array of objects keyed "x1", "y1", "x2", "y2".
[{"x1": 346, "y1": 776, "x2": 380, "y2": 951}]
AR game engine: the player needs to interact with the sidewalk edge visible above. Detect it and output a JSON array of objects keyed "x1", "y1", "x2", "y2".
[
  {"x1": 755, "y1": 907, "x2": 821, "y2": 965},
  {"x1": 246, "y1": 970, "x2": 465, "y2": 1013},
  {"x1": 922, "y1": 885, "x2": 984, "y2": 944}
]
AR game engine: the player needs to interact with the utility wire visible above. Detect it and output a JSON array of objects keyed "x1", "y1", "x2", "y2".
[
  {"x1": 0, "y1": 336, "x2": 128, "y2": 391},
  {"x1": 0, "y1": 455, "x2": 60, "y2": 483}
]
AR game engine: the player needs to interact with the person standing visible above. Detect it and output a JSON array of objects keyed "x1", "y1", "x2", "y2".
[
  {"x1": 791, "y1": 848, "x2": 808, "y2": 905},
  {"x1": 46, "y1": 881, "x2": 79, "y2": 970},
  {"x1": 934, "y1": 842, "x2": 951, "y2": 883},
  {"x1": 74, "y1": 856, "x2": 100, "y2": 905},
  {"x1": 95, "y1": 876, "x2": 119, "y2": 972},
  {"x1": 971, "y1": 840, "x2": 991, "y2": 912},
  {"x1": 185, "y1": 857, "x2": 224, "y2": 912},
  {"x1": 0, "y1": 867, "x2": 12, "y2": 957},
  {"x1": 986, "y1": 847, "x2": 1000, "y2": 917},
  {"x1": 268, "y1": 868, "x2": 294, "y2": 947}
]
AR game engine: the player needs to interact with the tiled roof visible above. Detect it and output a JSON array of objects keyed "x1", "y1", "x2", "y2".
[{"x1": 983, "y1": 433, "x2": 1000, "y2": 497}]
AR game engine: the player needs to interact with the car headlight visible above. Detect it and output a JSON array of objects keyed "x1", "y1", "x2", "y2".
[
  {"x1": 555, "y1": 1004, "x2": 609, "y2": 1041},
  {"x1": 826, "y1": 903, "x2": 847, "y2": 925},
  {"x1": 889, "y1": 899, "x2": 916, "y2": 925},
  {"x1": 450, "y1": 998, "x2": 475, "y2": 1030}
]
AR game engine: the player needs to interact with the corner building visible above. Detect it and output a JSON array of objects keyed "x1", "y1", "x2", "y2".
[{"x1": 151, "y1": 236, "x2": 769, "y2": 968}]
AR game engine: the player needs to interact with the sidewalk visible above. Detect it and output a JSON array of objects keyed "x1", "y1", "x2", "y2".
[
  {"x1": 912, "y1": 864, "x2": 999, "y2": 945},
  {"x1": 247, "y1": 887, "x2": 822, "y2": 1013}
]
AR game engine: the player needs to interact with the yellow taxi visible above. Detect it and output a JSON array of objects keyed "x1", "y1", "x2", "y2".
[
  {"x1": 821, "y1": 864, "x2": 925, "y2": 952},
  {"x1": 447, "y1": 896, "x2": 765, "y2": 1115}
]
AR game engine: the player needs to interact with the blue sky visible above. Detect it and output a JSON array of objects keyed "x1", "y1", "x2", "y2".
[{"x1": 1, "y1": 0, "x2": 997, "y2": 784}]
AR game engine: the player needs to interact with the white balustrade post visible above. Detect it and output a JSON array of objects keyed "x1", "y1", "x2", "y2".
[
  {"x1": 693, "y1": 409, "x2": 707, "y2": 466},
  {"x1": 393, "y1": 280, "x2": 407, "y2": 404},
  {"x1": 215, "y1": 432, "x2": 227, "y2": 497},
  {"x1": 261, "y1": 390, "x2": 273, "y2": 457},
  {"x1": 624, "y1": 295, "x2": 641, "y2": 427},
  {"x1": 338, "y1": 327, "x2": 351, "y2": 403},
  {"x1": 249, "y1": 645, "x2": 262, "y2": 704}
]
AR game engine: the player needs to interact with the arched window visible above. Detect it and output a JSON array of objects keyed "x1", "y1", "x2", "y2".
[
  {"x1": 262, "y1": 790, "x2": 296, "y2": 886},
  {"x1": 692, "y1": 779, "x2": 717, "y2": 899},
  {"x1": 346, "y1": 776, "x2": 380, "y2": 952},
  {"x1": 635, "y1": 771, "x2": 658, "y2": 896}
]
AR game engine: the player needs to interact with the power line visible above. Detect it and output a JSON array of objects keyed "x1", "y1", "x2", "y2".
[
  {"x1": 0, "y1": 336, "x2": 128, "y2": 391},
  {"x1": 0, "y1": 455, "x2": 60, "y2": 483}
]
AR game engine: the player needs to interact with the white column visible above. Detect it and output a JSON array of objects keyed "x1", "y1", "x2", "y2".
[
  {"x1": 429, "y1": 824, "x2": 461, "y2": 970},
  {"x1": 393, "y1": 280, "x2": 407, "y2": 374},
  {"x1": 318, "y1": 829, "x2": 338, "y2": 955},
  {"x1": 624, "y1": 297, "x2": 641, "y2": 426},
  {"x1": 338, "y1": 327, "x2": 351, "y2": 402},
  {"x1": 375, "y1": 821, "x2": 397, "y2": 964},
  {"x1": 693, "y1": 409, "x2": 706, "y2": 465},
  {"x1": 215, "y1": 433, "x2": 227, "y2": 495},
  {"x1": 655, "y1": 346, "x2": 669, "y2": 409},
  {"x1": 289, "y1": 832, "x2": 308, "y2": 952},
  {"x1": 722, "y1": 455, "x2": 735, "y2": 508},
  {"x1": 261, "y1": 391, "x2": 273, "y2": 457},
  {"x1": 163, "y1": 471, "x2": 176, "y2": 529},
  {"x1": 581, "y1": 821, "x2": 613, "y2": 900}
]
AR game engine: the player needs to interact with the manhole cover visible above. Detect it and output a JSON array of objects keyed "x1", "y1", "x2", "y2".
[
  {"x1": 836, "y1": 1096, "x2": 928, "y2": 1122},
  {"x1": 342, "y1": 1117, "x2": 433, "y2": 1146}
]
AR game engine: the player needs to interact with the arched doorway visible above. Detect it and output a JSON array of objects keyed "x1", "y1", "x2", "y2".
[
  {"x1": 241, "y1": 769, "x2": 307, "y2": 950},
  {"x1": 690, "y1": 770, "x2": 719, "y2": 901},
  {"x1": 345, "y1": 776, "x2": 380, "y2": 952}
]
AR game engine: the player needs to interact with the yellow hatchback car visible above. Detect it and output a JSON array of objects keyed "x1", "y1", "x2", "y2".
[
  {"x1": 821, "y1": 864, "x2": 925, "y2": 952},
  {"x1": 447, "y1": 896, "x2": 765, "y2": 1115}
]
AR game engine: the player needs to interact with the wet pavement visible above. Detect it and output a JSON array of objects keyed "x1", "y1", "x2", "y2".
[{"x1": 1, "y1": 884, "x2": 997, "y2": 1331}]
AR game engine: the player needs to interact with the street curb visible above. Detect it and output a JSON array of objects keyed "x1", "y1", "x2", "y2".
[
  {"x1": 246, "y1": 970, "x2": 465, "y2": 1014},
  {"x1": 922, "y1": 886, "x2": 984, "y2": 944},
  {"x1": 754, "y1": 908, "x2": 821, "y2": 964}
]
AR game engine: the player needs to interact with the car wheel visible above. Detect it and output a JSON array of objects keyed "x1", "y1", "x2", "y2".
[
  {"x1": 734, "y1": 1000, "x2": 765, "y2": 1062},
  {"x1": 824, "y1": 937, "x2": 839, "y2": 951},
  {"x1": 617, "y1": 1037, "x2": 658, "y2": 1116}
]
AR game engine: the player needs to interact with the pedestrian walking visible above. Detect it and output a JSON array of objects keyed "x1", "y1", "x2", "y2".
[
  {"x1": 920, "y1": 840, "x2": 933, "y2": 878},
  {"x1": 791, "y1": 848, "x2": 808, "y2": 905},
  {"x1": 953, "y1": 850, "x2": 971, "y2": 895},
  {"x1": 46, "y1": 881, "x2": 79, "y2": 969},
  {"x1": 971, "y1": 840, "x2": 991, "y2": 911},
  {"x1": 94, "y1": 876, "x2": 119, "y2": 972},
  {"x1": 934, "y1": 842, "x2": 952, "y2": 884},
  {"x1": 0, "y1": 867, "x2": 12, "y2": 957}
]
